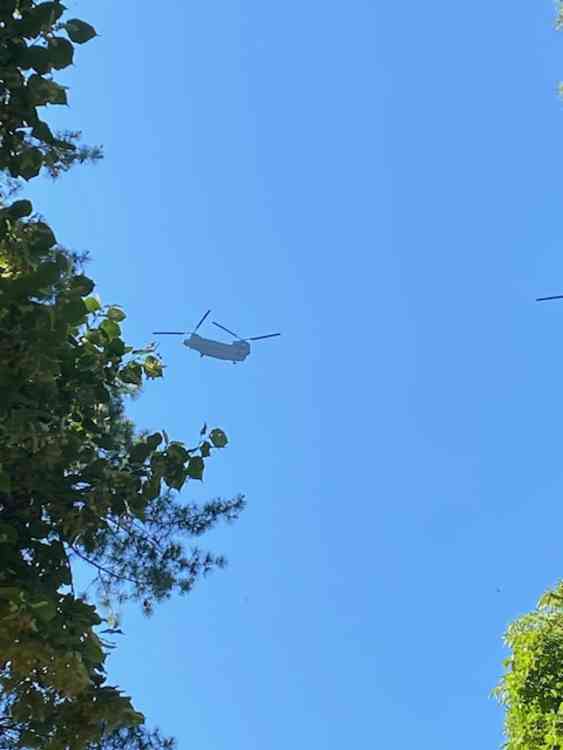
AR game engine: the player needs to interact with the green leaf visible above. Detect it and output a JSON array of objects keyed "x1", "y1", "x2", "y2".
[
  {"x1": 0, "y1": 66, "x2": 24, "y2": 88},
  {"x1": 146, "y1": 433, "x2": 163, "y2": 450},
  {"x1": 55, "y1": 252, "x2": 71, "y2": 273},
  {"x1": 94, "y1": 385, "x2": 110, "y2": 404},
  {"x1": 48, "y1": 36, "x2": 74, "y2": 69},
  {"x1": 35, "y1": 260, "x2": 61, "y2": 287},
  {"x1": 107, "y1": 338, "x2": 126, "y2": 357},
  {"x1": 29, "y1": 221, "x2": 57, "y2": 252},
  {"x1": 27, "y1": 74, "x2": 67, "y2": 105},
  {"x1": 119, "y1": 362, "x2": 142, "y2": 385},
  {"x1": 187, "y1": 457, "x2": 205, "y2": 481},
  {"x1": 166, "y1": 443, "x2": 189, "y2": 463},
  {"x1": 32, "y1": 2, "x2": 65, "y2": 25},
  {"x1": 129, "y1": 442, "x2": 152, "y2": 465},
  {"x1": 209, "y1": 428, "x2": 228, "y2": 448},
  {"x1": 14, "y1": 147, "x2": 43, "y2": 180},
  {"x1": 85, "y1": 329, "x2": 104, "y2": 347},
  {"x1": 84, "y1": 295, "x2": 101, "y2": 313},
  {"x1": 17, "y1": 2, "x2": 65, "y2": 37},
  {"x1": 107, "y1": 306, "x2": 126, "y2": 322},
  {"x1": 32, "y1": 119, "x2": 55, "y2": 144},
  {"x1": 200, "y1": 441, "x2": 211, "y2": 457},
  {"x1": 65, "y1": 18, "x2": 97, "y2": 44},
  {"x1": 6, "y1": 199, "x2": 33, "y2": 219},
  {"x1": 100, "y1": 319, "x2": 120, "y2": 340},
  {"x1": 60, "y1": 299, "x2": 87, "y2": 324},
  {"x1": 82, "y1": 634, "x2": 104, "y2": 664},
  {"x1": 30, "y1": 599, "x2": 57, "y2": 622},
  {"x1": 18, "y1": 45, "x2": 51, "y2": 74},
  {"x1": 143, "y1": 354, "x2": 163, "y2": 379},
  {"x1": 69, "y1": 274, "x2": 95, "y2": 297}
]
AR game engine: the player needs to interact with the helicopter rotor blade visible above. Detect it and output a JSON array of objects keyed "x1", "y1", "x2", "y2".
[
  {"x1": 193, "y1": 309, "x2": 211, "y2": 332},
  {"x1": 246, "y1": 333, "x2": 281, "y2": 341},
  {"x1": 537, "y1": 295, "x2": 563, "y2": 302},
  {"x1": 153, "y1": 331, "x2": 185, "y2": 335},
  {"x1": 212, "y1": 321, "x2": 241, "y2": 338}
]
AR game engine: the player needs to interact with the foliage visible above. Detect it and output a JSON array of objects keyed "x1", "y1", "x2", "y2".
[
  {"x1": 0, "y1": 715, "x2": 176, "y2": 750},
  {"x1": 89, "y1": 728, "x2": 175, "y2": 750},
  {"x1": 494, "y1": 582, "x2": 563, "y2": 749},
  {"x1": 0, "y1": 194, "x2": 244, "y2": 749},
  {"x1": 0, "y1": 3, "x2": 245, "y2": 749},
  {"x1": 0, "y1": 0, "x2": 101, "y2": 183}
]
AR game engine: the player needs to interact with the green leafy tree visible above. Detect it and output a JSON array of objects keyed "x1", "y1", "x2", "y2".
[
  {"x1": 0, "y1": 4, "x2": 245, "y2": 749},
  {"x1": 494, "y1": 583, "x2": 563, "y2": 749},
  {"x1": 0, "y1": 1, "x2": 101, "y2": 182},
  {"x1": 0, "y1": 187, "x2": 244, "y2": 750}
]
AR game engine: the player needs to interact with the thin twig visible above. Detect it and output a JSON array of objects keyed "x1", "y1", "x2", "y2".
[{"x1": 68, "y1": 545, "x2": 144, "y2": 587}]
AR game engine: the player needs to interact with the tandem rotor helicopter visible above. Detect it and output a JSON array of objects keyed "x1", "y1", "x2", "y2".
[{"x1": 153, "y1": 310, "x2": 281, "y2": 364}]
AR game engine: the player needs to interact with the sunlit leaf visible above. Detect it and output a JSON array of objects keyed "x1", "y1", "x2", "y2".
[
  {"x1": 84, "y1": 295, "x2": 101, "y2": 312},
  {"x1": 100, "y1": 319, "x2": 120, "y2": 340},
  {"x1": 107, "y1": 306, "x2": 126, "y2": 322}
]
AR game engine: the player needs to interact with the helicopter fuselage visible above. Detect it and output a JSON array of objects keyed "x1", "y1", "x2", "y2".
[{"x1": 184, "y1": 333, "x2": 251, "y2": 362}]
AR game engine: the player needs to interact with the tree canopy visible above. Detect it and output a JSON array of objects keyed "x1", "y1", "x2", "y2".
[
  {"x1": 494, "y1": 583, "x2": 563, "y2": 749},
  {"x1": 0, "y1": 3, "x2": 244, "y2": 749}
]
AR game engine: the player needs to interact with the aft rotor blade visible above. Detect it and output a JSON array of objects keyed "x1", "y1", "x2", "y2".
[
  {"x1": 246, "y1": 333, "x2": 281, "y2": 341},
  {"x1": 537, "y1": 295, "x2": 563, "y2": 302},
  {"x1": 213, "y1": 321, "x2": 241, "y2": 338},
  {"x1": 193, "y1": 309, "x2": 211, "y2": 332},
  {"x1": 153, "y1": 331, "x2": 185, "y2": 335}
]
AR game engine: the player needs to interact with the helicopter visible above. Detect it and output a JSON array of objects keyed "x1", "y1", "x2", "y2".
[{"x1": 153, "y1": 310, "x2": 280, "y2": 363}]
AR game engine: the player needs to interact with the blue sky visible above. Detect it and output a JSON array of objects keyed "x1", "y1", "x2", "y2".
[{"x1": 23, "y1": 1, "x2": 563, "y2": 747}]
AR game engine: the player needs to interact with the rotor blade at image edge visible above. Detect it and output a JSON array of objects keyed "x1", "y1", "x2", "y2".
[
  {"x1": 247, "y1": 333, "x2": 282, "y2": 341},
  {"x1": 193, "y1": 310, "x2": 211, "y2": 332},
  {"x1": 536, "y1": 295, "x2": 563, "y2": 302},
  {"x1": 212, "y1": 321, "x2": 241, "y2": 338},
  {"x1": 152, "y1": 331, "x2": 185, "y2": 335}
]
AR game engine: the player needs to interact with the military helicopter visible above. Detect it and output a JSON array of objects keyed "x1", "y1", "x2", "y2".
[{"x1": 153, "y1": 310, "x2": 280, "y2": 363}]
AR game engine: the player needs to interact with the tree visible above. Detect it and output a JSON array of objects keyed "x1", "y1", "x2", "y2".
[
  {"x1": 494, "y1": 583, "x2": 563, "y2": 749},
  {"x1": 0, "y1": 1, "x2": 101, "y2": 183},
  {"x1": 0, "y1": 4, "x2": 245, "y2": 749}
]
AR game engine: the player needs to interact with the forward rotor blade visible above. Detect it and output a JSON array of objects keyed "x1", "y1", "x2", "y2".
[
  {"x1": 246, "y1": 333, "x2": 281, "y2": 341},
  {"x1": 193, "y1": 309, "x2": 211, "y2": 332},
  {"x1": 537, "y1": 295, "x2": 563, "y2": 302},
  {"x1": 153, "y1": 331, "x2": 185, "y2": 335},
  {"x1": 213, "y1": 321, "x2": 241, "y2": 338}
]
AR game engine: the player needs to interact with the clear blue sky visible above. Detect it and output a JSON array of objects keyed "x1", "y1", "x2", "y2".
[{"x1": 24, "y1": 1, "x2": 563, "y2": 746}]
